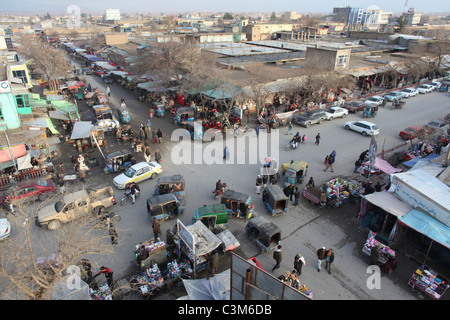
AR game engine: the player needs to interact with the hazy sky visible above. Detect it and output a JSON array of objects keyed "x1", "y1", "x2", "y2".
[{"x1": 2, "y1": 0, "x2": 449, "y2": 14}]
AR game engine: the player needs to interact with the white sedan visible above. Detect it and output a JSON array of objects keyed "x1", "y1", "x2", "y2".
[
  {"x1": 400, "y1": 88, "x2": 418, "y2": 98},
  {"x1": 324, "y1": 107, "x2": 348, "y2": 120},
  {"x1": 364, "y1": 96, "x2": 385, "y2": 106},
  {"x1": 344, "y1": 120, "x2": 380, "y2": 136},
  {"x1": 0, "y1": 218, "x2": 11, "y2": 240},
  {"x1": 416, "y1": 84, "x2": 433, "y2": 94},
  {"x1": 113, "y1": 161, "x2": 162, "y2": 189}
]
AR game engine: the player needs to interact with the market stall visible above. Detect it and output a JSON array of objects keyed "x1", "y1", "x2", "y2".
[
  {"x1": 134, "y1": 239, "x2": 167, "y2": 270},
  {"x1": 130, "y1": 259, "x2": 193, "y2": 298},
  {"x1": 323, "y1": 177, "x2": 364, "y2": 208},
  {"x1": 277, "y1": 271, "x2": 313, "y2": 299},
  {"x1": 362, "y1": 231, "x2": 396, "y2": 264},
  {"x1": 359, "y1": 157, "x2": 402, "y2": 177},
  {"x1": 175, "y1": 219, "x2": 222, "y2": 273},
  {"x1": 408, "y1": 265, "x2": 448, "y2": 300},
  {"x1": 90, "y1": 284, "x2": 113, "y2": 300}
]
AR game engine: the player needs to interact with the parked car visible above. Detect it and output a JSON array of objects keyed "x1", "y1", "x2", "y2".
[
  {"x1": 344, "y1": 120, "x2": 380, "y2": 136},
  {"x1": 35, "y1": 188, "x2": 116, "y2": 230},
  {"x1": 424, "y1": 120, "x2": 448, "y2": 132},
  {"x1": 399, "y1": 126, "x2": 426, "y2": 140},
  {"x1": 416, "y1": 84, "x2": 433, "y2": 94},
  {"x1": 324, "y1": 107, "x2": 348, "y2": 120},
  {"x1": 444, "y1": 113, "x2": 450, "y2": 124},
  {"x1": 293, "y1": 110, "x2": 327, "y2": 127},
  {"x1": 384, "y1": 91, "x2": 405, "y2": 101},
  {"x1": 364, "y1": 96, "x2": 385, "y2": 106},
  {"x1": 0, "y1": 218, "x2": 11, "y2": 240},
  {"x1": 400, "y1": 88, "x2": 418, "y2": 98},
  {"x1": 429, "y1": 81, "x2": 441, "y2": 90},
  {"x1": 343, "y1": 100, "x2": 366, "y2": 113},
  {"x1": 113, "y1": 161, "x2": 163, "y2": 189},
  {"x1": 0, "y1": 178, "x2": 55, "y2": 206}
]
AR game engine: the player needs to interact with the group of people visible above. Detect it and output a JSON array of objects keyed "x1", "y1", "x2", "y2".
[
  {"x1": 78, "y1": 259, "x2": 115, "y2": 291},
  {"x1": 271, "y1": 245, "x2": 335, "y2": 277},
  {"x1": 282, "y1": 184, "x2": 301, "y2": 206}
]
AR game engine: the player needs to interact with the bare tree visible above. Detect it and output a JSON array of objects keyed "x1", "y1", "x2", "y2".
[
  {"x1": 0, "y1": 187, "x2": 116, "y2": 300},
  {"x1": 17, "y1": 34, "x2": 71, "y2": 91}
]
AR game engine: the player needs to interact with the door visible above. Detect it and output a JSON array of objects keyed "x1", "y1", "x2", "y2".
[
  {"x1": 62, "y1": 202, "x2": 77, "y2": 221},
  {"x1": 76, "y1": 199, "x2": 89, "y2": 218}
]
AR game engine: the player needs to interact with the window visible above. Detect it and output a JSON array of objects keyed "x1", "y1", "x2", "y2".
[
  {"x1": 15, "y1": 96, "x2": 25, "y2": 108},
  {"x1": 0, "y1": 105, "x2": 4, "y2": 121},
  {"x1": 12, "y1": 70, "x2": 28, "y2": 84},
  {"x1": 337, "y1": 54, "x2": 348, "y2": 67}
]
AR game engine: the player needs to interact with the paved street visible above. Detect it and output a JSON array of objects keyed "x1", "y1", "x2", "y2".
[{"x1": 5, "y1": 60, "x2": 449, "y2": 300}]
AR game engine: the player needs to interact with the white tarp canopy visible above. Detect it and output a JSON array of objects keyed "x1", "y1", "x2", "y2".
[
  {"x1": 182, "y1": 269, "x2": 230, "y2": 300},
  {"x1": 362, "y1": 191, "x2": 413, "y2": 218},
  {"x1": 70, "y1": 121, "x2": 92, "y2": 140},
  {"x1": 177, "y1": 220, "x2": 222, "y2": 257},
  {"x1": 49, "y1": 275, "x2": 90, "y2": 300}
]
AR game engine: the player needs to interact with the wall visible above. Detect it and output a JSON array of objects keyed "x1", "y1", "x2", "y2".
[
  {"x1": 0, "y1": 92, "x2": 21, "y2": 129},
  {"x1": 105, "y1": 33, "x2": 128, "y2": 45}
]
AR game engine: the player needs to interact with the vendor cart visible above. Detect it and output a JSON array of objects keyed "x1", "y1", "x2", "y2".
[
  {"x1": 408, "y1": 265, "x2": 448, "y2": 300},
  {"x1": 175, "y1": 219, "x2": 222, "y2": 273},
  {"x1": 134, "y1": 239, "x2": 168, "y2": 270},
  {"x1": 302, "y1": 186, "x2": 323, "y2": 205}
]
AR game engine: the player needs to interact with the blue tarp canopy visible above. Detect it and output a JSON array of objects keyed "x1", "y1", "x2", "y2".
[
  {"x1": 403, "y1": 153, "x2": 441, "y2": 167},
  {"x1": 202, "y1": 83, "x2": 244, "y2": 100},
  {"x1": 84, "y1": 54, "x2": 101, "y2": 61},
  {"x1": 399, "y1": 209, "x2": 450, "y2": 249}
]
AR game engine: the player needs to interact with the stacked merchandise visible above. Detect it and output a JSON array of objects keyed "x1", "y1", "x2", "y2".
[
  {"x1": 278, "y1": 271, "x2": 313, "y2": 299},
  {"x1": 90, "y1": 284, "x2": 113, "y2": 300},
  {"x1": 134, "y1": 264, "x2": 165, "y2": 296},
  {"x1": 362, "y1": 232, "x2": 395, "y2": 264},
  {"x1": 325, "y1": 178, "x2": 364, "y2": 207},
  {"x1": 409, "y1": 266, "x2": 448, "y2": 300},
  {"x1": 167, "y1": 261, "x2": 181, "y2": 280},
  {"x1": 134, "y1": 239, "x2": 166, "y2": 263}
]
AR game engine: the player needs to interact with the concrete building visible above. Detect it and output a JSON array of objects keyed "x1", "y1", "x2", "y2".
[
  {"x1": 402, "y1": 8, "x2": 422, "y2": 26},
  {"x1": 305, "y1": 46, "x2": 351, "y2": 71}
]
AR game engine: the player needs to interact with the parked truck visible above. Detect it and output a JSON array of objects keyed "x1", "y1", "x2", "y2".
[{"x1": 35, "y1": 187, "x2": 116, "y2": 230}]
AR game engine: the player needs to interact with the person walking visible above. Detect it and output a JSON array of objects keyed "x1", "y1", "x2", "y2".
[
  {"x1": 157, "y1": 129, "x2": 162, "y2": 143},
  {"x1": 294, "y1": 187, "x2": 300, "y2": 206},
  {"x1": 325, "y1": 249, "x2": 335, "y2": 274},
  {"x1": 272, "y1": 245, "x2": 282, "y2": 272},
  {"x1": 106, "y1": 87, "x2": 110, "y2": 97},
  {"x1": 152, "y1": 129, "x2": 157, "y2": 144},
  {"x1": 294, "y1": 253, "x2": 306, "y2": 276},
  {"x1": 129, "y1": 182, "x2": 140, "y2": 204},
  {"x1": 152, "y1": 216, "x2": 161, "y2": 240},
  {"x1": 315, "y1": 133, "x2": 321, "y2": 146},
  {"x1": 354, "y1": 158, "x2": 362, "y2": 173},
  {"x1": 317, "y1": 246, "x2": 327, "y2": 272},
  {"x1": 154, "y1": 150, "x2": 161, "y2": 164},
  {"x1": 256, "y1": 175, "x2": 262, "y2": 195},
  {"x1": 285, "y1": 122, "x2": 293, "y2": 135},
  {"x1": 209, "y1": 250, "x2": 219, "y2": 275},
  {"x1": 255, "y1": 123, "x2": 260, "y2": 138},
  {"x1": 144, "y1": 147, "x2": 151, "y2": 163},
  {"x1": 57, "y1": 163, "x2": 65, "y2": 180},
  {"x1": 323, "y1": 153, "x2": 335, "y2": 172},
  {"x1": 302, "y1": 134, "x2": 307, "y2": 144},
  {"x1": 78, "y1": 168, "x2": 86, "y2": 183},
  {"x1": 107, "y1": 218, "x2": 118, "y2": 245}
]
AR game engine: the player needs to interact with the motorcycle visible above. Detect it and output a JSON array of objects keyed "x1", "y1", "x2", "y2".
[
  {"x1": 120, "y1": 188, "x2": 141, "y2": 206},
  {"x1": 213, "y1": 183, "x2": 228, "y2": 199}
]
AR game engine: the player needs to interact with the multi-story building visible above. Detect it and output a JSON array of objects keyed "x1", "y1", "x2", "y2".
[
  {"x1": 402, "y1": 8, "x2": 422, "y2": 26},
  {"x1": 333, "y1": 6, "x2": 391, "y2": 31}
]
